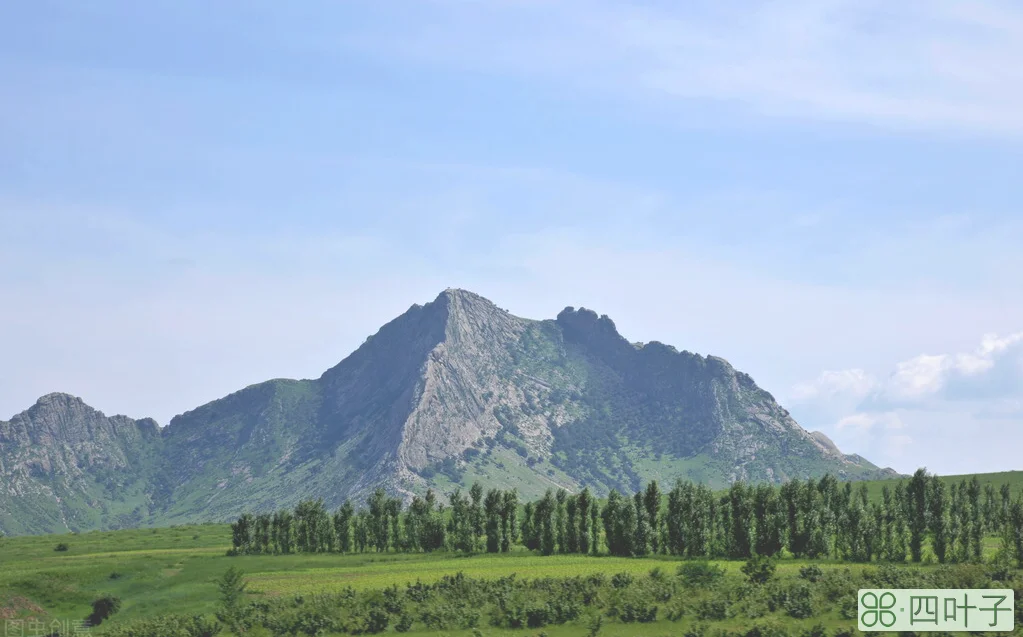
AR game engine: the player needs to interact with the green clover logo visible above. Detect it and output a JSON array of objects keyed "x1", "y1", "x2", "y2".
[{"x1": 860, "y1": 591, "x2": 897, "y2": 628}]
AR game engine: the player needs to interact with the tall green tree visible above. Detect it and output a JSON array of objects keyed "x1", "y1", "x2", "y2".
[
  {"x1": 272, "y1": 510, "x2": 294, "y2": 554},
  {"x1": 469, "y1": 482, "x2": 485, "y2": 552},
  {"x1": 555, "y1": 489, "x2": 568, "y2": 554},
  {"x1": 231, "y1": 513, "x2": 253, "y2": 554},
  {"x1": 484, "y1": 488, "x2": 503, "y2": 553},
  {"x1": 500, "y1": 489, "x2": 518, "y2": 552},
  {"x1": 538, "y1": 490, "x2": 556, "y2": 556},
  {"x1": 421, "y1": 490, "x2": 446, "y2": 552},
  {"x1": 752, "y1": 483, "x2": 783, "y2": 557},
  {"x1": 521, "y1": 501, "x2": 537, "y2": 551},
  {"x1": 968, "y1": 477, "x2": 983, "y2": 562},
  {"x1": 448, "y1": 488, "x2": 474, "y2": 553},
  {"x1": 565, "y1": 495, "x2": 579, "y2": 553},
  {"x1": 929, "y1": 478, "x2": 949, "y2": 563},
  {"x1": 254, "y1": 514, "x2": 272, "y2": 554},
  {"x1": 643, "y1": 481, "x2": 661, "y2": 555},
  {"x1": 367, "y1": 489, "x2": 390, "y2": 552},
  {"x1": 632, "y1": 490, "x2": 649, "y2": 556},
  {"x1": 334, "y1": 500, "x2": 354, "y2": 553},
  {"x1": 907, "y1": 469, "x2": 929, "y2": 562},
  {"x1": 577, "y1": 488, "x2": 592, "y2": 555},
  {"x1": 1004, "y1": 495, "x2": 1023, "y2": 568}
]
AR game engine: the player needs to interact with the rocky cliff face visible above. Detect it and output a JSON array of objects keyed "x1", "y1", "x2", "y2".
[
  {"x1": 0, "y1": 394, "x2": 160, "y2": 534},
  {"x1": 0, "y1": 289, "x2": 899, "y2": 535}
]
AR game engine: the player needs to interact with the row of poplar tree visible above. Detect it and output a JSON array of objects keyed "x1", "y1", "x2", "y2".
[{"x1": 230, "y1": 468, "x2": 1023, "y2": 565}]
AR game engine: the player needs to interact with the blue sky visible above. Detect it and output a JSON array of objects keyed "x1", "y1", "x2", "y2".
[{"x1": 2, "y1": 0, "x2": 1021, "y2": 476}]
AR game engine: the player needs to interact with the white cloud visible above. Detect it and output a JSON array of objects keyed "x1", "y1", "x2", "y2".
[
  {"x1": 791, "y1": 369, "x2": 877, "y2": 402},
  {"x1": 789, "y1": 331, "x2": 1023, "y2": 473},
  {"x1": 877, "y1": 331, "x2": 1023, "y2": 405},
  {"x1": 835, "y1": 412, "x2": 905, "y2": 432},
  {"x1": 791, "y1": 330, "x2": 1023, "y2": 412}
]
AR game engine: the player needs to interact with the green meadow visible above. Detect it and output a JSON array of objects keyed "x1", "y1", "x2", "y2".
[
  {"x1": 1, "y1": 522, "x2": 1019, "y2": 636},
  {"x1": 2, "y1": 470, "x2": 1022, "y2": 636}
]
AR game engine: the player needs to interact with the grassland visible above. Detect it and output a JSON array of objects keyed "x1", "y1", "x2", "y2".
[
  {"x1": 1, "y1": 522, "x2": 1018, "y2": 636},
  {"x1": 2, "y1": 469, "x2": 1021, "y2": 635}
]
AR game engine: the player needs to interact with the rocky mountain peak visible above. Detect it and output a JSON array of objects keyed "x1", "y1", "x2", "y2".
[{"x1": 1, "y1": 289, "x2": 900, "y2": 535}]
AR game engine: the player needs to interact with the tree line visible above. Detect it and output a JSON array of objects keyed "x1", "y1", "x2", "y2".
[{"x1": 230, "y1": 468, "x2": 1023, "y2": 566}]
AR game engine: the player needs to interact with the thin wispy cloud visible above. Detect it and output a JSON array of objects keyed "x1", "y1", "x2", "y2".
[{"x1": 346, "y1": 0, "x2": 1023, "y2": 135}]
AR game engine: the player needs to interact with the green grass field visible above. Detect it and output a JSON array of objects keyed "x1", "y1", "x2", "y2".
[
  {"x1": 1, "y1": 522, "x2": 1017, "y2": 636},
  {"x1": 2, "y1": 469, "x2": 1021, "y2": 636}
]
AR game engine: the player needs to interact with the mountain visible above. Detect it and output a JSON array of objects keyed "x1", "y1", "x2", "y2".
[
  {"x1": 0, "y1": 393, "x2": 161, "y2": 534},
  {"x1": 0, "y1": 289, "x2": 899, "y2": 535}
]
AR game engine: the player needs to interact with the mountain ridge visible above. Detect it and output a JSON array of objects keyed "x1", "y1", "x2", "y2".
[{"x1": 0, "y1": 288, "x2": 899, "y2": 535}]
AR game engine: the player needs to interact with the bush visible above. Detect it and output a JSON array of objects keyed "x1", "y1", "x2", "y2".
[
  {"x1": 678, "y1": 561, "x2": 726, "y2": 586},
  {"x1": 799, "y1": 564, "x2": 824, "y2": 583},
  {"x1": 87, "y1": 594, "x2": 122, "y2": 626},
  {"x1": 799, "y1": 623, "x2": 828, "y2": 637},
  {"x1": 696, "y1": 598, "x2": 730, "y2": 621},
  {"x1": 742, "y1": 555, "x2": 776, "y2": 585},
  {"x1": 838, "y1": 592, "x2": 858, "y2": 620},
  {"x1": 684, "y1": 622, "x2": 709, "y2": 637},
  {"x1": 987, "y1": 549, "x2": 1017, "y2": 583},
  {"x1": 610, "y1": 572, "x2": 634, "y2": 589},
  {"x1": 54, "y1": 543, "x2": 69, "y2": 552},
  {"x1": 783, "y1": 582, "x2": 816, "y2": 619},
  {"x1": 100, "y1": 615, "x2": 221, "y2": 637},
  {"x1": 666, "y1": 598, "x2": 688, "y2": 621},
  {"x1": 743, "y1": 620, "x2": 789, "y2": 637},
  {"x1": 394, "y1": 613, "x2": 414, "y2": 633},
  {"x1": 365, "y1": 608, "x2": 389, "y2": 634}
]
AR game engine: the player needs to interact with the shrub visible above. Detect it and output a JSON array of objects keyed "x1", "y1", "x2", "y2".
[
  {"x1": 99, "y1": 615, "x2": 221, "y2": 637},
  {"x1": 54, "y1": 543, "x2": 69, "y2": 552},
  {"x1": 678, "y1": 561, "x2": 726, "y2": 586},
  {"x1": 617, "y1": 600, "x2": 657, "y2": 623},
  {"x1": 665, "y1": 599, "x2": 688, "y2": 621},
  {"x1": 365, "y1": 608, "x2": 389, "y2": 634},
  {"x1": 743, "y1": 620, "x2": 789, "y2": 637},
  {"x1": 742, "y1": 555, "x2": 776, "y2": 585},
  {"x1": 684, "y1": 623, "x2": 709, "y2": 637},
  {"x1": 783, "y1": 582, "x2": 816, "y2": 619},
  {"x1": 87, "y1": 594, "x2": 122, "y2": 626},
  {"x1": 696, "y1": 598, "x2": 730, "y2": 621},
  {"x1": 987, "y1": 549, "x2": 1017, "y2": 583},
  {"x1": 394, "y1": 613, "x2": 414, "y2": 633},
  {"x1": 799, "y1": 564, "x2": 824, "y2": 583},
  {"x1": 838, "y1": 592, "x2": 858, "y2": 620},
  {"x1": 610, "y1": 572, "x2": 634, "y2": 589},
  {"x1": 799, "y1": 622, "x2": 828, "y2": 637}
]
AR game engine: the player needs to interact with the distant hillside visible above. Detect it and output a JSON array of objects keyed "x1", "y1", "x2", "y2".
[
  {"x1": 857, "y1": 470, "x2": 1023, "y2": 503},
  {"x1": 0, "y1": 289, "x2": 898, "y2": 535}
]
